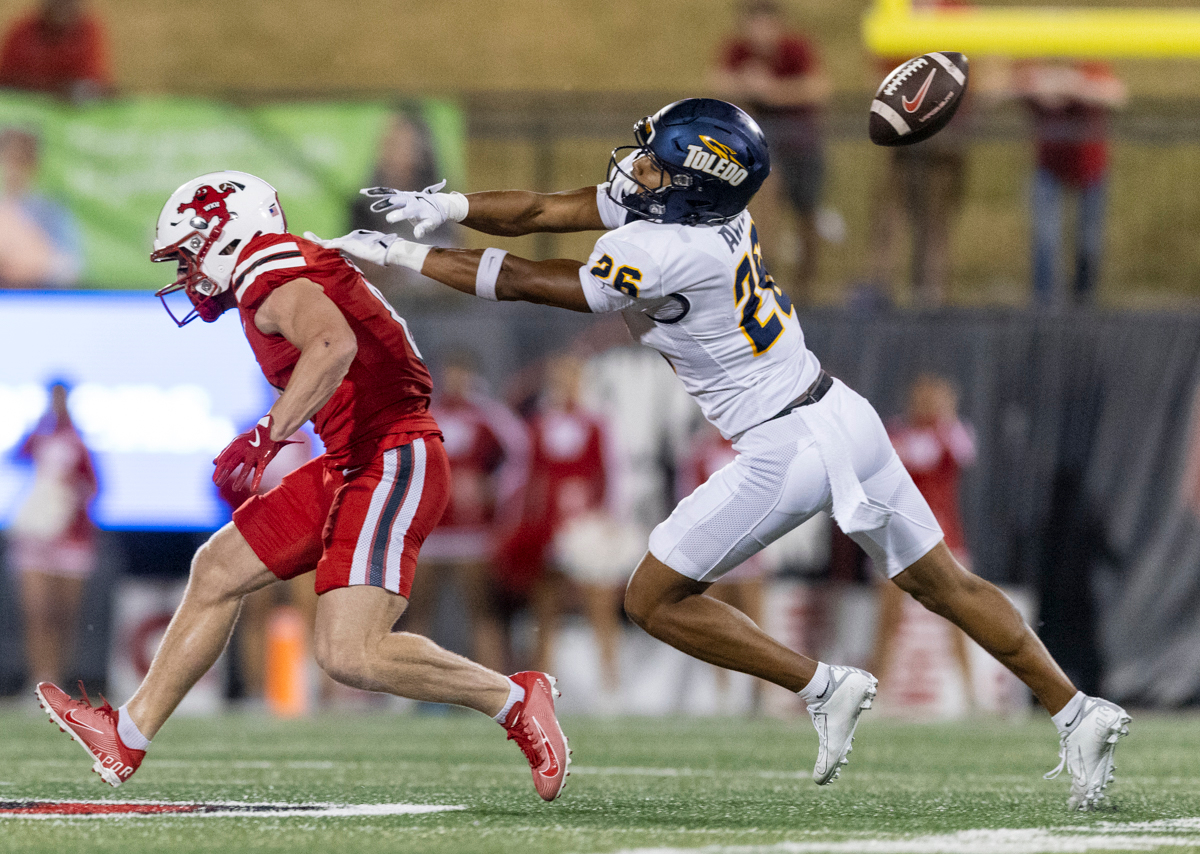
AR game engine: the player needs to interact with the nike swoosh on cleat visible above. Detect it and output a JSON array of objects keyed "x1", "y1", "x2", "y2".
[
  {"x1": 531, "y1": 718, "x2": 560, "y2": 777},
  {"x1": 63, "y1": 709, "x2": 104, "y2": 735},
  {"x1": 902, "y1": 69, "x2": 937, "y2": 113}
]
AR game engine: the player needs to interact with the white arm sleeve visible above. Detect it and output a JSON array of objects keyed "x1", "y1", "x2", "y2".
[
  {"x1": 595, "y1": 184, "x2": 629, "y2": 231},
  {"x1": 579, "y1": 266, "x2": 635, "y2": 314}
]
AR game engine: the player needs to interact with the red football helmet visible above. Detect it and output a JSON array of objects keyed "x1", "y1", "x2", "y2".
[{"x1": 151, "y1": 171, "x2": 287, "y2": 325}]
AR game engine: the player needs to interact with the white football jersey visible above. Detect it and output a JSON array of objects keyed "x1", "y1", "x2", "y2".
[{"x1": 583, "y1": 169, "x2": 822, "y2": 439}]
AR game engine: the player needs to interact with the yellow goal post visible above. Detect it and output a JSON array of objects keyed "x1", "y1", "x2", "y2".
[{"x1": 863, "y1": 0, "x2": 1200, "y2": 57}]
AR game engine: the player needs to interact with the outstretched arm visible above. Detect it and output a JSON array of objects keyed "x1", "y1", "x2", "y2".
[
  {"x1": 304, "y1": 230, "x2": 592, "y2": 313},
  {"x1": 364, "y1": 182, "x2": 606, "y2": 238},
  {"x1": 460, "y1": 187, "x2": 606, "y2": 236},
  {"x1": 422, "y1": 248, "x2": 591, "y2": 311}
]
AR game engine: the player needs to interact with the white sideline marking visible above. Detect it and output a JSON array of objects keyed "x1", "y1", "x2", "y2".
[
  {"x1": 0, "y1": 799, "x2": 465, "y2": 820},
  {"x1": 608, "y1": 818, "x2": 1200, "y2": 854}
]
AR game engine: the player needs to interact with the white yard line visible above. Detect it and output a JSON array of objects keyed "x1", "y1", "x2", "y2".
[
  {"x1": 606, "y1": 818, "x2": 1200, "y2": 854},
  {"x1": 0, "y1": 799, "x2": 465, "y2": 820}
]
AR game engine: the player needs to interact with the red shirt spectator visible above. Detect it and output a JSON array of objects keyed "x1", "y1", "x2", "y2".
[
  {"x1": 423, "y1": 389, "x2": 529, "y2": 562},
  {"x1": 0, "y1": 0, "x2": 111, "y2": 97},
  {"x1": 889, "y1": 419, "x2": 975, "y2": 554},
  {"x1": 887, "y1": 375, "x2": 976, "y2": 555},
  {"x1": 1019, "y1": 61, "x2": 1126, "y2": 189},
  {"x1": 720, "y1": 33, "x2": 820, "y2": 121},
  {"x1": 494, "y1": 405, "x2": 611, "y2": 594},
  {"x1": 14, "y1": 410, "x2": 96, "y2": 546}
]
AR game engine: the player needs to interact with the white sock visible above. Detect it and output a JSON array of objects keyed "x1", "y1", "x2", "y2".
[
  {"x1": 116, "y1": 705, "x2": 151, "y2": 751},
  {"x1": 797, "y1": 662, "x2": 832, "y2": 704},
  {"x1": 1052, "y1": 691, "x2": 1087, "y2": 735},
  {"x1": 492, "y1": 678, "x2": 526, "y2": 724}
]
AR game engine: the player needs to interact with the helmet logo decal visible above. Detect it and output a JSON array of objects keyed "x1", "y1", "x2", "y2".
[
  {"x1": 699, "y1": 136, "x2": 743, "y2": 167},
  {"x1": 682, "y1": 136, "x2": 749, "y2": 187},
  {"x1": 176, "y1": 183, "x2": 238, "y2": 225}
]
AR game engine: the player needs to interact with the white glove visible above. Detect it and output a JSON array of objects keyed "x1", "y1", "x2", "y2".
[
  {"x1": 304, "y1": 229, "x2": 431, "y2": 272},
  {"x1": 360, "y1": 180, "x2": 469, "y2": 239}
]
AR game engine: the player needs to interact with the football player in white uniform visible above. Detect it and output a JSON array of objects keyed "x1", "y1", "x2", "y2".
[{"x1": 311, "y1": 98, "x2": 1129, "y2": 808}]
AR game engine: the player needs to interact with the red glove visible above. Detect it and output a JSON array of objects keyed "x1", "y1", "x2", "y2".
[{"x1": 213, "y1": 415, "x2": 299, "y2": 494}]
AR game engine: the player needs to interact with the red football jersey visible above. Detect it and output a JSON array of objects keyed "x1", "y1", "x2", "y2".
[{"x1": 233, "y1": 232, "x2": 438, "y2": 467}]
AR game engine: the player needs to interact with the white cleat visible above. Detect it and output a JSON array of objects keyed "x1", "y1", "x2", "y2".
[
  {"x1": 1044, "y1": 696, "x2": 1131, "y2": 811},
  {"x1": 806, "y1": 665, "x2": 878, "y2": 785}
]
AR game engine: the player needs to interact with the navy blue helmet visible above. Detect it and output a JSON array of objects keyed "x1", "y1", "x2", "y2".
[{"x1": 607, "y1": 98, "x2": 770, "y2": 226}]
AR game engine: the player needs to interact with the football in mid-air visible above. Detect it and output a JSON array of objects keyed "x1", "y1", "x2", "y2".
[{"x1": 869, "y1": 51, "x2": 969, "y2": 147}]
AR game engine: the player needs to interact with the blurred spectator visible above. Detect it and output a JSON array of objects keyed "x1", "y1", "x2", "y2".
[
  {"x1": 493, "y1": 354, "x2": 613, "y2": 677},
  {"x1": 871, "y1": 374, "x2": 977, "y2": 704},
  {"x1": 405, "y1": 350, "x2": 529, "y2": 675},
  {"x1": 860, "y1": 3, "x2": 971, "y2": 309},
  {"x1": 709, "y1": 0, "x2": 830, "y2": 305},
  {"x1": 349, "y1": 112, "x2": 458, "y2": 299},
  {"x1": 8, "y1": 380, "x2": 97, "y2": 688},
  {"x1": 0, "y1": 126, "x2": 83, "y2": 287},
  {"x1": 0, "y1": 0, "x2": 111, "y2": 101},
  {"x1": 1015, "y1": 60, "x2": 1126, "y2": 307}
]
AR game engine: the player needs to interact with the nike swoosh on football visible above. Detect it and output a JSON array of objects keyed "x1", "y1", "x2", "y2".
[
  {"x1": 531, "y1": 718, "x2": 560, "y2": 777},
  {"x1": 902, "y1": 69, "x2": 937, "y2": 113},
  {"x1": 64, "y1": 709, "x2": 104, "y2": 735}
]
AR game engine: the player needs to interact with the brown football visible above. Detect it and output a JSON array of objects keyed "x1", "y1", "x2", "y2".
[{"x1": 869, "y1": 52, "x2": 969, "y2": 147}]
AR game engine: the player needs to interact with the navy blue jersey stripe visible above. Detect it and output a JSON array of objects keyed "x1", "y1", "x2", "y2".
[{"x1": 368, "y1": 444, "x2": 413, "y2": 588}]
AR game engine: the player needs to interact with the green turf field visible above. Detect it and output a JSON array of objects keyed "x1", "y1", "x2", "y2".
[{"x1": 2, "y1": 708, "x2": 1198, "y2": 853}]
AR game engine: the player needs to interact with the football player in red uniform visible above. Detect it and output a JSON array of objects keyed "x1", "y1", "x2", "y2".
[{"x1": 33, "y1": 171, "x2": 569, "y2": 802}]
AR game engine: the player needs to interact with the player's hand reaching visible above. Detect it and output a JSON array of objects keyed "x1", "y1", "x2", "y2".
[
  {"x1": 304, "y1": 229, "x2": 432, "y2": 273},
  {"x1": 305, "y1": 229, "x2": 398, "y2": 267},
  {"x1": 213, "y1": 415, "x2": 299, "y2": 494},
  {"x1": 360, "y1": 180, "x2": 469, "y2": 238}
]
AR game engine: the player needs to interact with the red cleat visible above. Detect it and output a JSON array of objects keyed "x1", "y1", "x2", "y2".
[
  {"x1": 502, "y1": 672, "x2": 571, "y2": 801},
  {"x1": 35, "y1": 682, "x2": 144, "y2": 787}
]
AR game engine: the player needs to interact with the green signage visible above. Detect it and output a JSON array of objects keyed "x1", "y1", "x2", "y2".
[{"x1": 0, "y1": 93, "x2": 464, "y2": 289}]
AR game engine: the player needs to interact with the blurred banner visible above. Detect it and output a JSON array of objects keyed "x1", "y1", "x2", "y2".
[
  {"x1": 0, "y1": 93, "x2": 465, "y2": 288},
  {"x1": 0, "y1": 291, "x2": 274, "y2": 529}
]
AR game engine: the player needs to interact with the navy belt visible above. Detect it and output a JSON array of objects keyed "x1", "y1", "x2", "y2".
[{"x1": 765, "y1": 370, "x2": 833, "y2": 424}]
